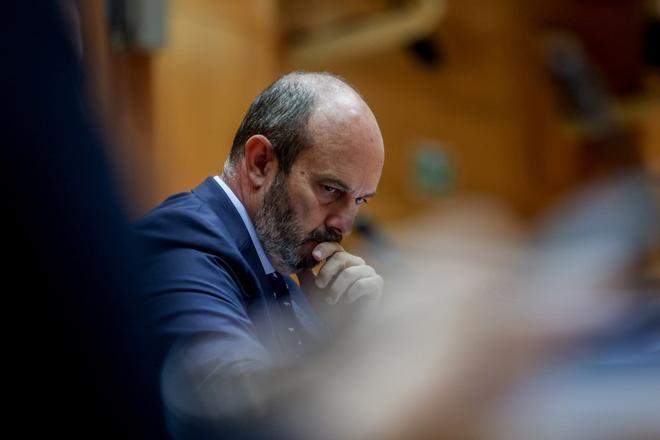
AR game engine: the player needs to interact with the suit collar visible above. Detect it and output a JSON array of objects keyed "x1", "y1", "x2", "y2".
[
  {"x1": 193, "y1": 177, "x2": 328, "y2": 340},
  {"x1": 192, "y1": 177, "x2": 273, "y2": 277},
  {"x1": 212, "y1": 176, "x2": 275, "y2": 275}
]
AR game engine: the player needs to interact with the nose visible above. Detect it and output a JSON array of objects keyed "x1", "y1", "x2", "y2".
[{"x1": 325, "y1": 201, "x2": 358, "y2": 236}]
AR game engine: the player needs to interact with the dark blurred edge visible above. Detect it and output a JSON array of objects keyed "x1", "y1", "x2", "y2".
[{"x1": 0, "y1": 1, "x2": 165, "y2": 437}]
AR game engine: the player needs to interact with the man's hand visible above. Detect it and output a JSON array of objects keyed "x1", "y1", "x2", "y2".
[{"x1": 298, "y1": 242, "x2": 383, "y2": 307}]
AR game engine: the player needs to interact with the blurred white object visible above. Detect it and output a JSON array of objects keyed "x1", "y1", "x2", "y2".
[
  {"x1": 162, "y1": 173, "x2": 659, "y2": 440},
  {"x1": 292, "y1": 174, "x2": 659, "y2": 439}
]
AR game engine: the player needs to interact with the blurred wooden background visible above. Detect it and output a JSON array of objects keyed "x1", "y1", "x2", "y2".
[{"x1": 78, "y1": 0, "x2": 660, "y2": 225}]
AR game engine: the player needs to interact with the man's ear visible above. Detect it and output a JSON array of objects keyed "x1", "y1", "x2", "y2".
[{"x1": 243, "y1": 135, "x2": 278, "y2": 188}]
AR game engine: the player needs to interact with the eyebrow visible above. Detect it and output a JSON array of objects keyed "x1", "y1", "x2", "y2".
[{"x1": 317, "y1": 175, "x2": 377, "y2": 200}]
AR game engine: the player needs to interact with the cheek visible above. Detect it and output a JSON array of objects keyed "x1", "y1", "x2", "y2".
[
  {"x1": 287, "y1": 172, "x2": 331, "y2": 230},
  {"x1": 291, "y1": 189, "x2": 328, "y2": 230},
  {"x1": 300, "y1": 197, "x2": 328, "y2": 229}
]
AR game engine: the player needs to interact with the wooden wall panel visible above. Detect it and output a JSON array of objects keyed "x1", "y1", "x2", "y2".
[
  {"x1": 81, "y1": 0, "x2": 657, "y2": 224},
  {"x1": 79, "y1": 1, "x2": 156, "y2": 215},
  {"x1": 284, "y1": 0, "x2": 544, "y2": 221},
  {"x1": 149, "y1": 0, "x2": 279, "y2": 210}
]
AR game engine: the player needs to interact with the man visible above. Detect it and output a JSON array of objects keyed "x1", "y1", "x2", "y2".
[{"x1": 135, "y1": 72, "x2": 385, "y2": 433}]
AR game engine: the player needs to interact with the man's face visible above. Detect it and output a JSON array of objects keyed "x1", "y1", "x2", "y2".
[
  {"x1": 254, "y1": 171, "x2": 342, "y2": 273},
  {"x1": 254, "y1": 110, "x2": 384, "y2": 274}
]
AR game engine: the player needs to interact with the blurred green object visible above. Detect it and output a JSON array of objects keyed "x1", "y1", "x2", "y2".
[{"x1": 413, "y1": 144, "x2": 454, "y2": 196}]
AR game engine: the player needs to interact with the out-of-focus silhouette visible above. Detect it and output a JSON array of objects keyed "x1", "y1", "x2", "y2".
[{"x1": 1, "y1": 2, "x2": 164, "y2": 437}]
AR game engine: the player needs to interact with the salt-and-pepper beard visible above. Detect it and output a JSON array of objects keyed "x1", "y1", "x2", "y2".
[{"x1": 254, "y1": 172, "x2": 342, "y2": 274}]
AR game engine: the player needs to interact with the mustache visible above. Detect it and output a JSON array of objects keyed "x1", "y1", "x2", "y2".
[{"x1": 304, "y1": 228, "x2": 343, "y2": 245}]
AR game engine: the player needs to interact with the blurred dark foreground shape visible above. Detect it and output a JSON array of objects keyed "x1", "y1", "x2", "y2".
[{"x1": 1, "y1": 2, "x2": 165, "y2": 437}]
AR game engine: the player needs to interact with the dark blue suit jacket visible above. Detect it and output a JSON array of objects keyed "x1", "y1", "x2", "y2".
[{"x1": 135, "y1": 177, "x2": 328, "y2": 382}]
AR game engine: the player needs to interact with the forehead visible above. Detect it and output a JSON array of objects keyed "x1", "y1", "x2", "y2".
[
  {"x1": 292, "y1": 122, "x2": 384, "y2": 194},
  {"x1": 290, "y1": 87, "x2": 384, "y2": 191}
]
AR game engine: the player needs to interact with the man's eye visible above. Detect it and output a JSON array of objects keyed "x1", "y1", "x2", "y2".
[
  {"x1": 323, "y1": 185, "x2": 339, "y2": 194},
  {"x1": 355, "y1": 197, "x2": 369, "y2": 205}
]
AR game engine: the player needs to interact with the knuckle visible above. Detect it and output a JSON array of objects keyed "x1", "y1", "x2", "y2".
[
  {"x1": 354, "y1": 277, "x2": 369, "y2": 289},
  {"x1": 345, "y1": 265, "x2": 364, "y2": 278},
  {"x1": 327, "y1": 249, "x2": 344, "y2": 262},
  {"x1": 320, "y1": 242, "x2": 339, "y2": 256}
]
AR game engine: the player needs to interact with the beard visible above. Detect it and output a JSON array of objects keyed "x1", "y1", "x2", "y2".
[{"x1": 254, "y1": 172, "x2": 342, "y2": 274}]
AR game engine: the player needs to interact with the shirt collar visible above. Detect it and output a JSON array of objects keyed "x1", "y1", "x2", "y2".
[{"x1": 214, "y1": 175, "x2": 276, "y2": 275}]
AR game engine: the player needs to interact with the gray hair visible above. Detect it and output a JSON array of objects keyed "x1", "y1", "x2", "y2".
[{"x1": 226, "y1": 71, "x2": 351, "y2": 174}]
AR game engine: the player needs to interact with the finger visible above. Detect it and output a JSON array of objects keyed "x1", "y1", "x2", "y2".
[
  {"x1": 316, "y1": 252, "x2": 365, "y2": 288},
  {"x1": 297, "y1": 269, "x2": 317, "y2": 291},
  {"x1": 312, "y1": 242, "x2": 344, "y2": 262},
  {"x1": 344, "y1": 275, "x2": 383, "y2": 304},
  {"x1": 326, "y1": 265, "x2": 375, "y2": 305}
]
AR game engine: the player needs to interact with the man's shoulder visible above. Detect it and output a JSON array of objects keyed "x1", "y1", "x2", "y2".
[
  {"x1": 133, "y1": 188, "x2": 255, "y2": 295},
  {"x1": 132, "y1": 180, "x2": 263, "y2": 300},
  {"x1": 137, "y1": 189, "x2": 205, "y2": 224},
  {"x1": 136, "y1": 189, "x2": 200, "y2": 225},
  {"x1": 134, "y1": 187, "x2": 233, "y2": 250}
]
